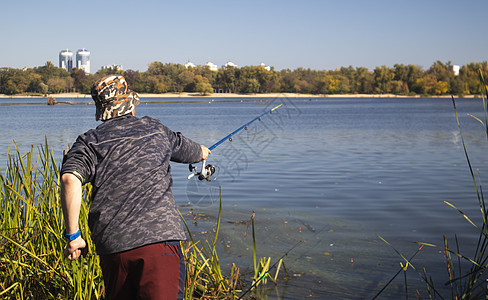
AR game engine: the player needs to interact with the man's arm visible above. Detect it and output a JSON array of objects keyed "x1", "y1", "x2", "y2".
[{"x1": 60, "y1": 173, "x2": 86, "y2": 260}]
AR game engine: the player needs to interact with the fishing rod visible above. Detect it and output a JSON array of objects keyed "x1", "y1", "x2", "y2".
[{"x1": 188, "y1": 104, "x2": 283, "y2": 181}]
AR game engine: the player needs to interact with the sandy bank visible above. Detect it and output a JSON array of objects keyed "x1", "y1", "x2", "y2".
[
  {"x1": 0, "y1": 92, "x2": 476, "y2": 99},
  {"x1": 0, "y1": 92, "x2": 327, "y2": 99}
]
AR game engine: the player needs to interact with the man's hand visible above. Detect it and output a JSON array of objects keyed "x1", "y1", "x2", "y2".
[
  {"x1": 201, "y1": 145, "x2": 211, "y2": 161},
  {"x1": 64, "y1": 236, "x2": 87, "y2": 261}
]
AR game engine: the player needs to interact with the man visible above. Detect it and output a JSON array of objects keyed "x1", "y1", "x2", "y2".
[{"x1": 60, "y1": 75, "x2": 210, "y2": 299}]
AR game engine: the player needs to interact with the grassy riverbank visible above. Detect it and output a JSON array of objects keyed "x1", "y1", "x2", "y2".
[
  {"x1": 0, "y1": 92, "x2": 479, "y2": 99},
  {"x1": 0, "y1": 141, "x2": 281, "y2": 299}
]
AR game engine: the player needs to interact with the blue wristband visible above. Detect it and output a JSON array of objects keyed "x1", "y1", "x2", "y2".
[{"x1": 64, "y1": 229, "x2": 81, "y2": 241}]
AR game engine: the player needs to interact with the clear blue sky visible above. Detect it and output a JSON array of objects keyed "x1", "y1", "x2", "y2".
[{"x1": 1, "y1": 0, "x2": 486, "y2": 72}]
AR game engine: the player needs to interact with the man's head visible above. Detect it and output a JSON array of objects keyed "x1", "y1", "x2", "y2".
[{"x1": 91, "y1": 75, "x2": 140, "y2": 121}]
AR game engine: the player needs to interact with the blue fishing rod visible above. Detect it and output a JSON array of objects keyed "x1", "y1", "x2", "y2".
[{"x1": 188, "y1": 103, "x2": 283, "y2": 181}]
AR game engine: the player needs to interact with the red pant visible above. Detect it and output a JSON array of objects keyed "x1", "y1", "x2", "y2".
[{"x1": 99, "y1": 241, "x2": 185, "y2": 300}]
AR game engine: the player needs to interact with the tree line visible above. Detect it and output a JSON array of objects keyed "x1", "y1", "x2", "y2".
[{"x1": 0, "y1": 60, "x2": 487, "y2": 96}]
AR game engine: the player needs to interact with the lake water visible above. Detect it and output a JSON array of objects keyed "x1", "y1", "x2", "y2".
[{"x1": 1, "y1": 96, "x2": 488, "y2": 299}]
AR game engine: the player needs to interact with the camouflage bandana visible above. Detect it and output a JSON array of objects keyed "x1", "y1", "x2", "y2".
[{"x1": 91, "y1": 75, "x2": 140, "y2": 121}]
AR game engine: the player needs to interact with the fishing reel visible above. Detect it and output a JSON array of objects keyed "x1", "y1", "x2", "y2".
[{"x1": 188, "y1": 160, "x2": 216, "y2": 181}]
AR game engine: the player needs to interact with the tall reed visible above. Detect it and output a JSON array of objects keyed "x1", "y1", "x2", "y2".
[
  {"x1": 0, "y1": 140, "x2": 281, "y2": 299},
  {"x1": 179, "y1": 189, "x2": 241, "y2": 299},
  {"x1": 0, "y1": 139, "x2": 103, "y2": 299},
  {"x1": 435, "y1": 70, "x2": 488, "y2": 298}
]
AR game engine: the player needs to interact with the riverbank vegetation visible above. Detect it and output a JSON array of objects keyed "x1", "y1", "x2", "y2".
[
  {"x1": 0, "y1": 141, "x2": 282, "y2": 299},
  {"x1": 1, "y1": 61, "x2": 487, "y2": 97},
  {"x1": 375, "y1": 71, "x2": 488, "y2": 298}
]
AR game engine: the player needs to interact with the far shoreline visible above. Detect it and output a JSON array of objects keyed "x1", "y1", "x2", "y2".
[{"x1": 0, "y1": 92, "x2": 479, "y2": 99}]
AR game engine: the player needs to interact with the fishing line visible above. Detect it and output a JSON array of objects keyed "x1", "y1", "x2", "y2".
[{"x1": 188, "y1": 104, "x2": 283, "y2": 181}]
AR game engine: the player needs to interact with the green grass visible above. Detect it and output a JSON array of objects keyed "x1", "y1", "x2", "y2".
[
  {"x1": 0, "y1": 140, "x2": 283, "y2": 299},
  {"x1": 0, "y1": 140, "x2": 103, "y2": 299}
]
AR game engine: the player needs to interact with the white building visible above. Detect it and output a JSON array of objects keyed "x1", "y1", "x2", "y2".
[
  {"x1": 453, "y1": 65, "x2": 460, "y2": 76},
  {"x1": 206, "y1": 61, "x2": 218, "y2": 71},
  {"x1": 185, "y1": 61, "x2": 196, "y2": 68},
  {"x1": 76, "y1": 48, "x2": 90, "y2": 73},
  {"x1": 101, "y1": 64, "x2": 123, "y2": 71},
  {"x1": 224, "y1": 61, "x2": 238, "y2": 68},
  {"x1": 59, "y1": 49, "x2": 73, "y2": 72},
  {"x1": 260, "y1": 63, "x2": 271, "y2": 71}
]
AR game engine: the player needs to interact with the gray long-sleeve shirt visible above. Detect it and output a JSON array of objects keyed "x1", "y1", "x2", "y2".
[{"x1": 61, "y1": 114, "x2": 202, "y2": 255}]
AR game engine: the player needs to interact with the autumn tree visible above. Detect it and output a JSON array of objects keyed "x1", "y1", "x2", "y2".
[
  {"x1": 34, "y1": 61, "x2": 69, "y2": 82},
  {"x1": 177, "y1": 70, "x2": 195, "y2": 92},
  {"x1": 194, "y1": 75, "x2": 213, "y2": 95},
  {"x1": 0, "y1": 68, "x2": 31, "y2": 94},
  {"x1": 215, "y1": 66, "x2": 238, "y2": 93},
  {"x1": 460, "y1": 62, "x2": 488, "y2": 95},
  {"x1": 374, "y1": 65, "x2": 395, "y2": 94},
  {"x1": 124, "y1": 69, "x2": 143, "y2": 91},
  {"x1": 1, "y1": 60, "x2": 487, "y2": 96},
  {"x1": 71, "y1": 68, "x2": 92, "y2": 93},
  {"x1": 356, "y1": 67, "x2": 375, "y2": 94}
]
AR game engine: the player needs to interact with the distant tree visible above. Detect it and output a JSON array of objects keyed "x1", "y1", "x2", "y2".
[
  {"x1": 3, "y1": 79, "x2": 21, "y2": 94},
  {"x1": 146, "y1": 62, "x2": 165, "y2": 75},
  {"x1": 46, "y1": 77, "x2": 66, "y2": 93},
  {"x1": 2, "y1": 60, "x2": 488, "y2": 97},
  {"x1": 450, "y1": 76, "x2": 464, "y2": 95},
  {"x1": 428, "y1": 61, "x2": 454, "y2": 83},
  {"x1": 390, "y1": 80, "x2": 404, "y2": 94},
  {"x1": 338, "y1": 66, "x2": 357, "y2": 93},
  {"x1": 215, "y1": 66, "x2": 238, "y2": 93},
  {"x1": 406, "y1": 65, "x2": 424, "y2": 94},
  {"x1": 194, "y1": 75, "x2": 213, "y2": 95},
  {"x1": 374, "y1": 65, "x2": 394, "y2": 93},
  {"x1": 254, "y1": 65, "x2": 280, "y2": 93},
  {"x1": 27, "y1": 73, "x2": 44, "y2": 93},
  {"x1": 193, "y1": 65, "x2": 216, "y2": 86},
  {"x1": 0, "y1": 68, "x2": 30, "y2": 94},
  {"x1": 95, "y1": 67, "x2": 123, "y2": 78},
  {"x1": 177, "y1": 70, "x2": 195, "y2": 92},
  {"x1": 293, "y1": 79, "x2": 313, "y2": 94},
  {"x1": 124, "y1": 69, "x2": 142, "y2": 91},
  {"x1": 238, "y1": 78, "x2": 259, "y2": 94},
  {"x1": 426, "y1": 61, "x2": 458, "y2": 94},
  {"x1": 279, "y1": 69, "x2": 300, "y2": 93},
  {"x1": 434, "y1": 81, "x2": 449, "y2": 95},
  {"x1": 356, "y1": 67, "x2": 375, "y2": 94},
  {"x1": 143, "y1": 74, "x2": 168, "y2": 93},
  {"x1": 71, "y1": 68, "x2": 91, "y2": 93},
  {"x1": 460, "y1": 62, "x2": 488, "y2": 95},
  {"x1": 394, "y1": 64, "x2": 424, "y2": 94},
  {"x1": 34, "y1": 61, "x2": 69, "y2": 81},
  {"x1": 414, "y1": 74, "x2": 449, "y2": 95},
  {"x1": 324, "y1": 74, "x2": 350, "y2": 94}
]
